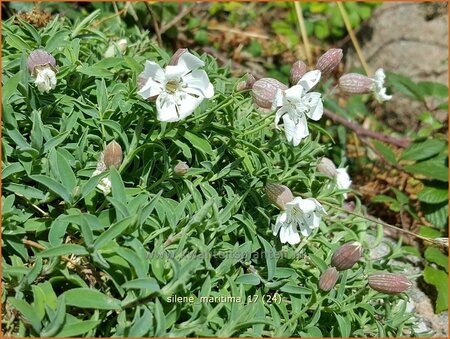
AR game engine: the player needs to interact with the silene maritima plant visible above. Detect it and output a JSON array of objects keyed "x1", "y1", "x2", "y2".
[{"x1": 2, "y1": 9, "x2": 430, "y2": 339}]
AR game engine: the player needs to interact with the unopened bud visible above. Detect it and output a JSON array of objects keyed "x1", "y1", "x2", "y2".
[
  {"x1": 317, "y1": 157, "x2": 337, "y2": 177},
  {"x1": 316, "y1": 48, "x2": 343, "y2": 77},
  {"x1": 331, "y1": 242, "x2": 362, "y2": 271},
  {"x1": 103, "y1": 141, "x2": 123, "y2": 169},
  {"x1": 319, "y1": 267, "x2": 339, "y2": 292},
  {"x1": 368, "y1": 273, "x2": 412, "y2": 294},
  {"x1": 265, "y1": 183, "x2": 294, "y2": 210},
  {"x1": 289, "y1": 60, "x2": 307, "y2": 85},
  {"x1": 339, "y1": 73, "x2": 374, "y2": 95},
  {"x1": 169, "y1": 48, "x2": 188, "y2": 66},
  {"x1": 174, "y1": 162, "x2": 189, "y2": 176},
  {"x1": 236, "y1": 73, "x2": 257, "y2": 91},
  {"x1": 252, "y1": 78, "x2": 288, "y2": 109},
  {"x1": 104, "y1": 38, "x2": 128, "y2": 58},
  {"x1": 27, "y1": 49, "x2": 57, "y2": 75}
]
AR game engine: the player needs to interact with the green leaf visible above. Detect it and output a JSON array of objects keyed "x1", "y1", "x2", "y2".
[
  {"x1": 64, "y1": 288, "x2": 121, "y2": 310},
  {"x1": 57, "y1": 150, "x2": 77, "y2": 194},
  {"x1": 280, "y1": 284, "x2": 312, "y2": 295},
  {"x1": 121, "y1": 278, "x2": 160, "y2": 291},
  {"x1": 334, "y1": 313, "x2": 351, "y2": 337},
  {"x1": 38, "y1": 244, "x2": 88, "y2": 257},
  {"x1": 422, "y1": 201, "x2": 448, "y2": 228},
  {"x1": 373, "y1": 141, "x2": 397, "y2": 165},
  {"x1": 8, "y1": 298, "x2": 42, "y2": 333},
  {"x1": 235, "y1": 274, "x2": 261, "y2": 286},
  {"x1": 417, "y1": 81, "x2": 448, "y2": 98},
  {"x1": 183, "y1": 131, "x2": 213, "y2": 155},
  {"x1": 71, "y1": 9, "x2": 101, "y2": 38},
  {"x1": 40, "y1": 296, "x2": 66, "y2": 337},
  {"x1": 401, "y1": 139, "x2": 446, "y2": 161},
  {"x1": 2, "y1": 71, "x2": 22, "y2": 103},
  {"x1": 45, "y1": 30, "x2": 70, "y2": 53},
  {"x1": 30, "y1": 175, "x2": 71, "y2": 203},
  {"x1": 4, "y1": 183, "x2": 46, "y2": 200},
  {"x1": 423, "y1": 266, "x2": 448, "y2": 313},
  {"x1": 55, "y1": 320, "x2": 99, "y2": 337},
  {"x1": 94, "y1": 216, "x2": 135, "y2": 250},
  {"x1": 258, "y1": 236, "x2": 277, "y2": 281},
  {"x1": 425, "y1": 247, "x2": 448, "y2": 272},
  {"x1": 417, "y1": 186, "x2": 448, "y2": 204},
  {"x1": 404, "y1": 161, "x2": 448, "y2": 182}
]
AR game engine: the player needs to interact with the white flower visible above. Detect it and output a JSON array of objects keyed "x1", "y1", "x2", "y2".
[
  {"x1": 273, "y1": 197, "x2": 326, "y2": 245},
  {"x1": 34, "y1": 67, "x2": 57, "y2": 93},
  {"x1": 137, "y1": 51, "x2": 214, "y2": 122},
  {"x1": 372, "y1": 68, "x2": 392, "y2": 102},
  {"x1": 273, "y1": 70, "x2": 323, "y2": 146},
  {"x1": 92, "y1": 169, "x2": 112, "y2": 195},
  {"x1": 336, "y1": 168, "x2": 352, "y2": 199}
]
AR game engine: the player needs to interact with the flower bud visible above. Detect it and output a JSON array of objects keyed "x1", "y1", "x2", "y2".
[
  {"x1": 103, "y1": 141, "x2": 123, "y2": 169},
  {"x1": 289, "y1": 60, "x2": 307, "y2": 85},
  {"x1": 174, "y1": 162, "x2": 189, "y2": 176},
  {"x1": 169, "y1": 48, "x2": 188, "y2": 66},
  {"x1": 331, "y1": 242, "x2": 362, "y2": 271},
  {"x1": 265, "y1": 183, "x2": 294, "y2": 210},
  {"x1": 319, "y1": 267, "x2": 339, "y2": 292},
  {"x1": 316, "y1": 48, "x2": 343, "y2": 77},
  {"x1": 338, "y1": 73, "x2": 374, "y2": 95},
  {"x1": 317, "y1": 157, "x2": 337, "y2": 177},
  {"x1": 368, "y1": 273, "x2": 412, "y2": 294},
  {"x1": 27, "y1": 49, "x2": 56, "y2": 75},
  {"x1": 236, "y1": 73, "x2": 257, "y2": 91},
  {"x1": 252, "y1": 78, "x2": 288, "y2": 109},
  {"x1": 104, "y1": 38, "x2": 127, "y2": 58}
]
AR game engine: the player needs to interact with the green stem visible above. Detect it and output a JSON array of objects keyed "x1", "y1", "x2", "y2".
[{"x1": 239, "y1": 115, "x2": 274, "y2": 136}]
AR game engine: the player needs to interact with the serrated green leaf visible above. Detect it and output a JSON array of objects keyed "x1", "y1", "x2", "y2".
[{"x1": 423, "y1": 266, "x2": 448, "y2": 313}]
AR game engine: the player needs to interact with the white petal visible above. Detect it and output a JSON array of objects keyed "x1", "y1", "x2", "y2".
[
  {"x1": 298, "y1": 198, "x2": 317, "y2": 214},
  {"x1": 274, "y1": 107, "x2": 288, "y2": 129},
  {"x1": 336, "y1": 168, "x2": 352, "y2": 190},
  {"x1": 137, "y1": 78, "x2": 163, "y2": 99},
  {"x1": 299, "y1": 219, "x2": 313, "y2": 236},
  {"x1": 372, "y1": 68, "x2": 392, "y2": 102},
  {"x1": 287, "y1": 225, "x2": 301, "y2": 245},
  {"x1": 311, "y1": 212, "x2": 322, "y2": 228},
  {"x1": 183, "y1": 70, "x2": 214, "y2": 98},
  {"x1": 284, "y1": 85, "x2": 304, "y2": 104},
  {"x1": 303, "y1": 92, "x2": 323, "y2": 121},
  {"x1": 174, "y1": 93, "x2": 203, "y2": 120},
  {"x1": 272, "y1": 88, "x2": 285, "y2": 110},
  {"x1": 35, "y1": 68, "x2": 57, "y2": 93},
  {"x1": 273, "y1": 215, "x2": 284, "y2": 236},
  {"x1": 177, "y1": 51, "x2": 205, "y2": 71},
  {"x1": 297, "y1": 70, "x2": 321, "y2": 92},
  {"x1": 279, "y1": 225, "x2": 290, "y2": 244},
  {"x1": 282, "y1": 114, "x2": 308, "y2": 146},
  {"x1": 140, "y1": 61, "x2": 165, "y2": 83},
  {"x1": 165, "y1": 65, "x2": 188, "y2": 80},
  {"x1": 156, "y1": 94, "x2": 180, "y2": 122}
]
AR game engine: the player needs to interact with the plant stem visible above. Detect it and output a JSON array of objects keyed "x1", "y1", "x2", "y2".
[
  {"x1": 336, "y1": 2, "x2": 371, "y2": 75},
  {"x1": 312, "y1": 197, "x2": 446, "y2": 249},
  {"x1": 324, "y1": 109, "x2": 412, "y2": 148},
  {"x1": 294, "y1": 2, "x2": 312, "y2": 65},
  {"x1": 239, "y1": 116, "x2": 273, "y2": 136}
]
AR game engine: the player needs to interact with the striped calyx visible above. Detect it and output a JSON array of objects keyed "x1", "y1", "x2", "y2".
[
  {"x1": 368, "y1": 273, "x2": 412, "y2": 294},
  {"x1": 338, "y1": 73, "x2": 374, "y2": 95},
  {"x1": 252, "y1": 78, "x2": 288, "y2": 109},
  {"x1": 265, "y1": 183, "x2": 294, "y2": 210},
  {"x1": 331, "y1": 242, "x2": 362, "y2": 271},
  {"x1": 103, "y1": 141, "x2": 123, "y2": 169},
  {"x1": 319, "y1": 267, "x2": 339, "y2": 292}
]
